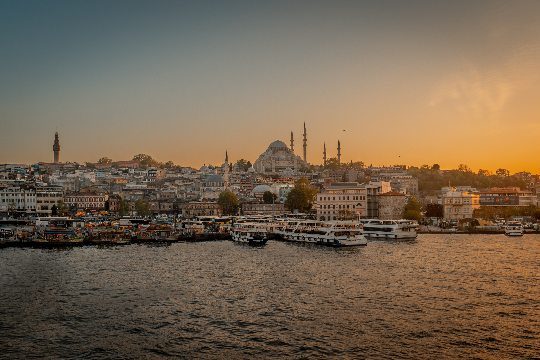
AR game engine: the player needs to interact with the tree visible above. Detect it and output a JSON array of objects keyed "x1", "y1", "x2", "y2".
[
  {"x1": 135, "y1": 199, "x2": 150, "y2": 216},
  {"x1": 458, "y1": 164, "x2": 471, "y2": 172},
  {"x1": 285, "y1": 178, "x2": 318, "y2": 213},
  {"x1": 325, "y1": 157, "x2": 340, "y2": 170},
  {"x1": 56, "y1": 200, "x2": 67, "y2": 216},
  {"x1": 262, "y1": 191, "x2": 277, "y2": 204},
  {"x1": 132, "y1": 154, "x2": 158, "y2": 168},
  {"x1": 431, "y1": 164, "x2": 441, "y2": 171},
  {"x1": 119, "y1": 199, "x2": 130, "y2": 216},
  {"x1": 478, "y1": 169, "x2": 491, "y2": 176},
  {"x1": 403, "y1": 197, "x2": 422, "y2": 221},
  {"x1": 496, "y1": 168, "x2": 510, "y2": 177},
  {"x1": 97, "y1": 157, "x2": 112, "y2": 164},
  {"x1": 218, "y1": 190, "x2": 239, "y2": 215},
  {"x1": 235, "y1": 159, "x2": 252, "y2": 172},
  {"x1": 347, "y1": 161, "x2": 364, "y2": 170},
  {"x1": 163, "y1": 161, "x2": 175, "y2": 169},
  {"x1": 425, "y1": 203, "x2": 443, "y2": 218}
]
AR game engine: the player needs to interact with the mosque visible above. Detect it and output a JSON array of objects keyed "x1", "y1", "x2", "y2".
[{"x1": 253, "y1": 123, "x2": 308, "y2": 174}]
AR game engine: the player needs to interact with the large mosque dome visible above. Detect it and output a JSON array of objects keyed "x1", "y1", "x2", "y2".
[
  {"x1": 253, "y1": 140, "x2": 307, "y2": 174},
  {"x1": 268, "y1": 140, "x2": 288, "y2": 151}
]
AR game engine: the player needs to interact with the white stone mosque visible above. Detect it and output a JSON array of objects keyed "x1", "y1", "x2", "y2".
[{"x1": 253, "y1": 123, "x2": 309, "y2": 174}]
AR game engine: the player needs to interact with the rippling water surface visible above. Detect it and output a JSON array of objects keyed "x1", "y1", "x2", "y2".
[{"x1": 1, "y1": 235, "x2": 539, "y2": 359}]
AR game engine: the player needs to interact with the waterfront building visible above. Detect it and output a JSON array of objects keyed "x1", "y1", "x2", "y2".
[
  {"x1": 0, "y1": 184, "x2": 37, "y2": 213},
  {"x1": 378, "y1": 191, "x2": 408, "y2": 220},
  {"x1": 241, "y1": 202, "x2": 286, "y2": 216},
  {"x1": 35, "y1": 185, "x2": 64, "y2": 215},
  {"x1": 441, "y1": 188, "x2": 480, "y2": 220},
  {"x1": 316, "y1": 182, "x2": 367, "y2": 221},
  {"x1": 365, "y1": 181, "x2": 392, "y2": 218},
  {"x1": 253, "y1": 140, "x2": 307, "y2": 174},
  {"x1": 64, "y1": 193, "x2": 108, "y2": 210},
  {"x1": 479, "y1": 187, "x2": 537, "y2": 207},
  {"x1": 180, "y1": 201, "x2": 221, "y2": 218}
]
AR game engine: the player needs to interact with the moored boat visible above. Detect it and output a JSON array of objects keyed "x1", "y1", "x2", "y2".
[
  {"x1": 504, "y1": 221, "x2": 524, "y2": 237},
  {"x1": 33, "y1": 217, "x2": 84, "y2": 245},
  {"x1": 278, "y1": 220, "x2": 367, "y2": 247},
  {"x1": 359, "y1": 219, "x2": 418, "y2": 240},
  {"x1": 85, "y1": 228, "x2": 132, "y2": 245},
  {"x1": 230, "y1": 222, "x2": 268, "y2": 245}
]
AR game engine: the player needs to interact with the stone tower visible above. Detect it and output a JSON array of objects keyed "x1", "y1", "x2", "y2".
[
  {"x1": 53, "y1": 132, "x2": 60, "y2": 163},
  {"x1": 302, "y1": 122, "x2": 307, "y2": 163},
  {"x1": 337, "y1": 140, "x2": 341, "y2": 165}
]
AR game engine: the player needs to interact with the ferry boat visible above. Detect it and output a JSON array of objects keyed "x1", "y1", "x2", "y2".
[
  {"x1": 278, "y1": 220, "x2": 367, "y2": 247},
  {"x1": 358, "y1": 219, "x2": 418, "y2": 240},
  {"x1": 504, "y1": 221, "x2": 524, "y2": 237},
  {"x1": 230, "y1": 222, "x2": 268, "y2": 245}
]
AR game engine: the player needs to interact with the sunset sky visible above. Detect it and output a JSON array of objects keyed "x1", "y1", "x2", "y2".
[{"x1": 1, "y1": 0, "x2": 539, "y2": 172}]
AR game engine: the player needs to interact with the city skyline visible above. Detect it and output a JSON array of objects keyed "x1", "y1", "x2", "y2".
[{"x1": 1, "y1": 1, "x2": 540, "y2": 172}]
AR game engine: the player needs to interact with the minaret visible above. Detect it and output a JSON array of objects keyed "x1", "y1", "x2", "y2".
[
  {"x1": 224, "y1": 150, "x2": 230, "y2": 186},
  {"x1": 290, "y1": 131, "x2": 294, "y2": 152},
  {"x1": 53, "y1": 132, "x2": 60, "y2": 163},
  {"x1": 337, "y1": 140, "x2": 341, "y2": 165},
  {"x1": 302, "y1": 122, "x2": 307, "y2": 163},
  {"x1": 323, "y1": 143, "x2": 327, "y2": 167}
]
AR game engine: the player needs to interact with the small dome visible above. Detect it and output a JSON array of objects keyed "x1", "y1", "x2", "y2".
[
  {"x1": 205, "y1": 174, "x2": 223, "y2": 183},
  {"x1": 252, "y1": 184, "x2": 272, "y2": 194}
]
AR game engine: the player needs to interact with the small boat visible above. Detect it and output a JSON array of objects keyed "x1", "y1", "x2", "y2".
[
  {"x1": 135, "y1": 225, "x2": 179, "y2": 242},
  {"x1": 85, "y1": 228, "x2": 132, "y2": 245},
  {"x1": 504, "y1": 222, "x2": 524, "y2": 237},
  {"x1": 230, "y1": 222, "x2": 268, "y2": 245}
]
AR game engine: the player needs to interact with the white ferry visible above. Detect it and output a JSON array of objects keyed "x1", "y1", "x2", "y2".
[
  {"x1": 504, "y1": 222, "x2": 524, "y2": 237},
  {"x1": 278, "y1": 220, "x2": 367, "y2": 247},
  {"x1": 358, "y1": 219, "x2": 418, "y2": 240},
  {"x1": 230, "y1": 222, "x2": 268, "y2": 245}
]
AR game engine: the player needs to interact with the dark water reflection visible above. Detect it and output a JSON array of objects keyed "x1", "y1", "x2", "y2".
[{"x1": 1, "y1": 235, "x2": 539, "y2": 359}]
